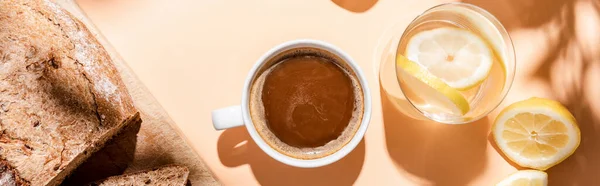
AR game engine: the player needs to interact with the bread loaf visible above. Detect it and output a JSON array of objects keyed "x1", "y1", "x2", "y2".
[
  {"x1": 89, "y1": 165, "x2": 190, "y2": 186},
  {"x1": 0, "y1": 0, "x2": 141, "y2": 185}
]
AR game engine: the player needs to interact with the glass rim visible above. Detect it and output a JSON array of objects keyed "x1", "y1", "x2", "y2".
[{"x1": 394, "y1": 2, "x2": 517, "y2": 124}]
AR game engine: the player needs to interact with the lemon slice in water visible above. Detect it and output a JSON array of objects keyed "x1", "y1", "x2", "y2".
[
  {"x1": 405, "y1": 27, "x2": 493, "y2": 90},
  {"x1": 396, "y1": 55, "x2": 470, "y2": 115},
  {"x1": 493, "y1": 97, "x2": 581, "y2": 170},
  {"x1": 496, "y1": 170, "x2": 548, "y2": 186}
]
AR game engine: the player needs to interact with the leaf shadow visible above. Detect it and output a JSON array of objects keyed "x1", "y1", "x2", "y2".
[
  {"x1": 330, "y1": 0, "x2": 378, "y2": 13},
  {"x1": 463, "y1": 0, "x2": 600, "y2": 184}
]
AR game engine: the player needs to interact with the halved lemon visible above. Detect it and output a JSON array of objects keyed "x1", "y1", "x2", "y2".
[
  {"x1": 493, "y1": 97, "x2": 581, "y2": 170},
  {"x1": 496, "y1": 170, "x2": 548, "y2": 186},
  {"x1": 396, "y1": 55, "x2": 470, "y2": 115},
  {"x1": 405, "y1": 27, "x2": 493, "y2": 90}
]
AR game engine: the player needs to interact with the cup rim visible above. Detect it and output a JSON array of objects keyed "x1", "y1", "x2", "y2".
[
  {"x1": 395, "y1": 2, "x2": 517, "y2": 124},
  {"x1": 240, "y1": 39, "x2": 372, "y2": 168}
]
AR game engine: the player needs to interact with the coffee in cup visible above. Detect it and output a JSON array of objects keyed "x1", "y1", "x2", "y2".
[
  {"x1": 249, "y1": 47, "x2": 364, "y2": 159},
  {"x1": 212, "y1": 39, "x2": 371, "y2": 167}
]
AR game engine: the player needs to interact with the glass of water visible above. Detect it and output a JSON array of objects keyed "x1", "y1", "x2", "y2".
[{"x1": 382, "y1": 2, "x2": 515, "y2": 124}]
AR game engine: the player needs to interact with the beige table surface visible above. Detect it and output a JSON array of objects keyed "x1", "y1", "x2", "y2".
[{"x1": 76, "y1": 0, "x2": 600, "y2": 185}]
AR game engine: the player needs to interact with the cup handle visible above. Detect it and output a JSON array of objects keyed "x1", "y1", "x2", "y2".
[{"x1": 212, "y1": 105, "x2": 244, "y2": 130}]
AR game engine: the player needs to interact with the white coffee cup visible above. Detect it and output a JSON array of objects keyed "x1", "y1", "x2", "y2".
[{"x1": 211, "y1": 39, "x2": 371, "y2": 168}]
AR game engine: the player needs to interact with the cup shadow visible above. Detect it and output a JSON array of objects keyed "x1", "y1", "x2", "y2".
[
  {"x1": 217, "y1": 127, "x2": 365, "y2": 186},
  {"x1": 381, "y1": 86, "x2": 489, "y2": 186},
  {"x1": 330, "y1": 0, "x2": 378, "y2": 13}
]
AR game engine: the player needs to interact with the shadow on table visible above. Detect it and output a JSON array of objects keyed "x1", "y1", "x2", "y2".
[
  {"x1": 461, "y1": 0, "x2": 571, "y2": 31},
  {"x1": 547, "y1": 100, "x2": 600, "y2": 185},
  {"x1": 217, "y1": 127, "x2": 365, "y2": 186},
  {"x1": 381, "y1": 86, "x2": 490, "y2": 186},
  {"x1": 464, "y1": 0, "x2": 600, "y2": 185},
  {"x1": 331, "y1": 0, "x2": 378, "y2": 13}
]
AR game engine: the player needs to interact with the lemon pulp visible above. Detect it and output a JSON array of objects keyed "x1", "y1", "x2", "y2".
[{"x1": 493, "y1": 97, "x2": 581, "y2": 170}]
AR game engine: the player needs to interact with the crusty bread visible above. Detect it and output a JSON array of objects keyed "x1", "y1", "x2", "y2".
[
  {"x1": 0, "y1": 160, "x2": 28, "y2": 185},
  {"x1": 89, "y1": 165, "x2": 190, "y2": 186},
  {"x1": 0, "y1": 0, "x2": 141, "y2": 185}
]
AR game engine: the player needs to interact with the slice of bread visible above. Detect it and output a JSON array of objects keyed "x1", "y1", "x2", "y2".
[
  {"x1": 0, "y1": 0, "x2": 141, "y2": 185},
  {"x1": 89, "y1": 165, "x2": 190, "y2": 186}
]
